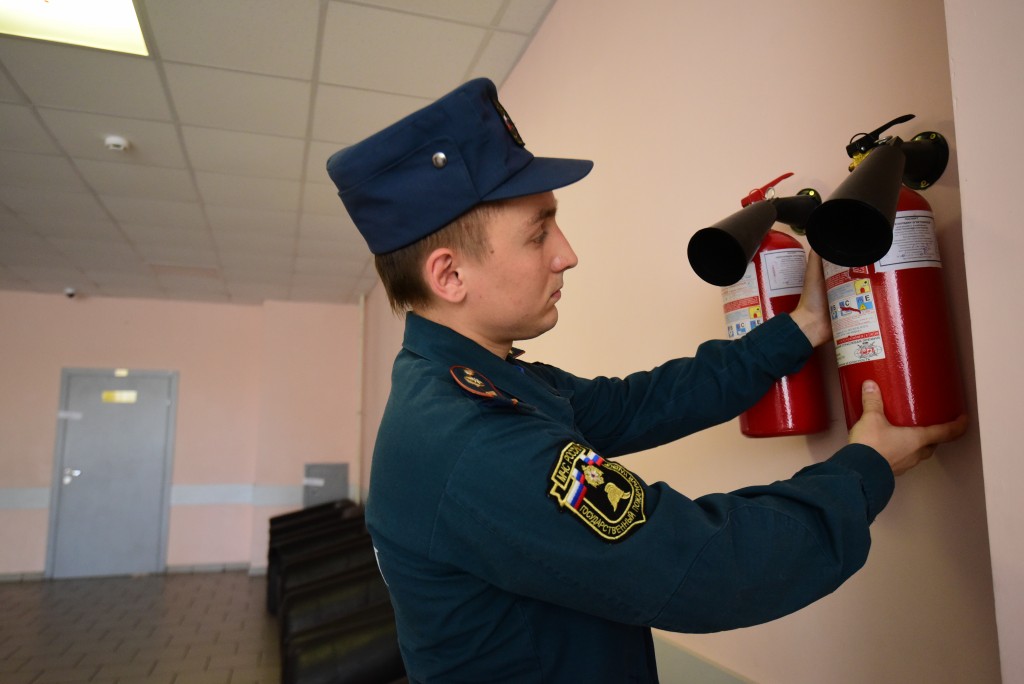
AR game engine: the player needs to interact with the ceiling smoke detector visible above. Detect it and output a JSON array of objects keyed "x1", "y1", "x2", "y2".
[{"x1": 104, "y1": 135, "x2": 130, "y2": 152}]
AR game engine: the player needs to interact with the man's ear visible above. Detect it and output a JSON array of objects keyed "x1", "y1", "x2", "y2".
[{"x1": 423, "y1": 247, "x2": 466, "y2": 304}]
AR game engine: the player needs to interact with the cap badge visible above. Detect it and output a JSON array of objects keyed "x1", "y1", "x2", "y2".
[{"x1": 490, "y1": 96, "x2": 525, "y2": 147}]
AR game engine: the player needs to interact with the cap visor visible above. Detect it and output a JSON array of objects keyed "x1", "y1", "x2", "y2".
[{"x1": 483, "y1": 157, "x2": 593, "y2": 201}]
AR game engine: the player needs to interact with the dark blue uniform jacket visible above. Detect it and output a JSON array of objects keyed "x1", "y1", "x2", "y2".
[{"x1": 367, "y1": 313, "x2": 895, "y2": 683}]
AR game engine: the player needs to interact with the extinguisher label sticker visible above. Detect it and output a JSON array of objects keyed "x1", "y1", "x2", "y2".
[
  {"x1": 875, "y1": 211, "x2": 943, "y2": 273},
  {"x1": 720, "y1": 261, "x2": 761, "y2": 339},
  {"x1": 760, "y1": 248, "x2": 806, "y2": 297},
  {"x1": 826, "y1": 274, "x2": 887, "y2": 367}
]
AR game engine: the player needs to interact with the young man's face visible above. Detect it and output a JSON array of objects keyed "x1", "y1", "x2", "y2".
[{"x1": 460, "y1": 191, "x2": 578, "y2": 349}]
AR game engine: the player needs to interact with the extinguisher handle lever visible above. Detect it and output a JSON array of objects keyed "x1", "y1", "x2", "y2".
[
  {"x1": 846, "y1": 114, "x2": 916, "y2": 157},
  {"x1": 741, "y1": 172, "x2": 794, "y2": 207}
]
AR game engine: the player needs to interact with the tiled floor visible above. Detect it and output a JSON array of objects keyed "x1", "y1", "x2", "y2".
[{"x1": 0, "y1": 571, "x2": 279, "y2": 684}]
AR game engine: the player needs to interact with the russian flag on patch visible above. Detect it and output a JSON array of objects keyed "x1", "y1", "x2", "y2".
[
  {"x1": 580, "y1": 452, "x2": 604, "y2": 466},
  {"x1": 567, "y1": 470, "x2": 587, "y2": 509}
]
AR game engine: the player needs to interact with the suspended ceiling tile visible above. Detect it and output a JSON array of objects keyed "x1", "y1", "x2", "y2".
[
  {"x1": 219, "y1": 254, "x2": 293, "y2": 276},
  {"x1": 195, "y1": 172, "x2": 301, "y2": 212},
  {"x1": 0, "y1": 152, "x2": 87, "y2": 191},
  {"x1": 296, "y1": 236, "x2": 350, "y2": 258},
  {"x1": 75, "y1": 159, "x2": 198, "y2": 202},
  {"x1": 154, "y1": 273, "x2": 227, "y2": 294},
  {"x1": 0, "y1": 38, "x2": 171, "y2": 119},
  {"x1": 498, "y1": 0, "x2": 556, "y2": 33},
  {"x1": 354, "y1": 0, "x2": 504, "y2": 25},
  {"x1": 145, "y1": 0, "x2": 320, "y2": 79},
  {"x1": 0, "y1": 240, "x2": 74, "y2": 268},
  {"x1": 7, "y1": 264, "x2": 88, "y2": 284},
  {"x1": 226, "y1": 281, "x2": 290, "y2": 300},
  {"x1": 101, "y1": 196, "x2": 206, "y2": 229},
  {"x1": 26, "y1": 217, "x2": 124, "y2": 241},
  {"x1": 136, "y1": 244, "x2": 219, "y2": 268},
  {"x1": 38, "y1": 109, "x2": 187, "y2": 167},
  {"x1": 164, "y1": 63, "x2": 311, "y2": 137},
  {"x1": 181, "y1": 126, "x2": 304, "y2": 180},
  {"x1": 470, "y1": 31, "x2": 529, "y2": 84},
  {"x1": 96, "y1": 281, "x2": 167, "y2": 298},
  {"x1": 213, "y1": 231, "x2": 295, "y2": 257},
  {"x1": 0, "y1": 271, "x2": 31, "y2": 288},
  {"x1": 0, "y1": 187, "x2": 109, "y2": 220},
  {"x1": 206, "y1": 205, "x2": 298, "y2": 236},
  {"x1": 0, "y1": 68, "x2": 24, "y2": 103},
  {"x1": 312, "y1": 85, "x2": 430, "y2": 143},
  {"x1": 299, "y1": 214, "x2": 366, "y2": 255},
  {"x1": 294, "y1": 255, "x2": 346, "y2": 274},
  {"x1": 0, "y1": 104, "x2": 60, "y2": 154},
  {"x1": 307, "y1": 140, "x2": 347, "y2": 185},
  {"x1": 87, "y1": 269, "x2": 160, "y2": 286},
  {"x1": 48, "y1": 234, "x2": 130, "y2": 253},
  {"x1": 320, "y1": 3, "x2": 485, "y2": 97},
  {"x1": 120, "y1": 222, "x2": 212, "y2": 248},
  {"x1": 302, "y1": 182, "x2": 348, "y2": 216}
]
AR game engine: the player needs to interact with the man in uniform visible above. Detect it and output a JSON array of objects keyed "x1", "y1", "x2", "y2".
[{"x1": 327, "y1": 78, "x2": 966, "y2": 683}]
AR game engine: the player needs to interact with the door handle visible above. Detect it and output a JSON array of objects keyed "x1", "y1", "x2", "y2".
[{"x1": 62, "y1": 468, "x2": 82, "y2": 485}]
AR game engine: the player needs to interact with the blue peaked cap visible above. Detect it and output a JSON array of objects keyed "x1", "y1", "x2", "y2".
[{"x1": 326, "y1": 78, "x2": 593, "y2": 255}]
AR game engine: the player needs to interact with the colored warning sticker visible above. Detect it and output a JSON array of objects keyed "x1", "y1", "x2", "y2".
[
  {"x1": 824, "y1": 264, "x2": 886, "y2": 367},
  {"x1": 760, "y1": 248, "x2": 806, "y2": 297},
  {"x1": 721, "y1": 261, "x2": 761, "y2": 339},
  {"x1": 875, "y1": 210, "x2": 942, "y2": 273}
]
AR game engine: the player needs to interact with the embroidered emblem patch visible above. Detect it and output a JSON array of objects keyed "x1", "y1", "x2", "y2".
[
  {"x1": 548, "y1": 442, "x2": 646, "y2": 542},
  {"x1": 490, "y1": 96, "x2": 525, "y2": 147}
]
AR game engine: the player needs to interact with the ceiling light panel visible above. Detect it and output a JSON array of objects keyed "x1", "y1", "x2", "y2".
[{"x1": 0, "y1": 0, "x2": 148, "y2": 55}]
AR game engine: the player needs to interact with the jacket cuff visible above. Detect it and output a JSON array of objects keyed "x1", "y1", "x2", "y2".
[{"x1": 828, "y1": 443, "x2": 896, "y2": 523}]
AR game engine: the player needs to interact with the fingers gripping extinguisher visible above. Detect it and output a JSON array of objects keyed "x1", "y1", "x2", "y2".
[
  {"x1": 805, "y1": 116, "x2": 966, "y2": 427},
  {"x1": 688, "y1": 174, "x2": 830, "y2": 437}
]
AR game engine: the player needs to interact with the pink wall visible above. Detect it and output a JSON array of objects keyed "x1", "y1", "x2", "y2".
[
  {"x1": 478, "y1": 0, "x2": 997, "y2": 681},
  {"x1": 359, "y1": 284, "x2": 404, "y2": 498},
  {"x1": 944, "y1": 0, "x2": 1024, "y2": 679},
  {"x1": 0, "y1": 290, "x2": 361, "y2": 574}
]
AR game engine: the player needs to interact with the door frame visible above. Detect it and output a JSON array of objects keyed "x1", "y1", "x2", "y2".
[{"x1": 45, "y1": 368, "x2": 179, "y2": 578}]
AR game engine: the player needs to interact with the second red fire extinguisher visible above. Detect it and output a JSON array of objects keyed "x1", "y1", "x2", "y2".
[
  {"x1": 823, "y1": 184, "x2": 965, "y2": 427},
  {"x1": 806, "y1": 117, "x2": 965, "y2": 428}
]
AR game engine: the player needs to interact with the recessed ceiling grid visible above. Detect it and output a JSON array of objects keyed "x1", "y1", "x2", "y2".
[{"x1": 0, "y1": 0, "x2": 556, "y2": 304}]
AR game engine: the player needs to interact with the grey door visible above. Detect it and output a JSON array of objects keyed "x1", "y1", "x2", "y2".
[{"x1": 48, "y1": 369, "x2": 177, "y2": 579}]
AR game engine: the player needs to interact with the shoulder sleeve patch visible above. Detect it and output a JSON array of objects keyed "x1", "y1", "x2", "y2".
[{"x1": 548, "y1": 442, "x2": 647, "y2": 542}]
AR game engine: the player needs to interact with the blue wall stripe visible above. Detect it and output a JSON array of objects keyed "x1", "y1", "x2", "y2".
[
  {"x1": 0, "y1": 485, "x2": 303, "y2": 510},
  {"x1": 0, "y1": 488, "x2": 50, "y2": 510}
]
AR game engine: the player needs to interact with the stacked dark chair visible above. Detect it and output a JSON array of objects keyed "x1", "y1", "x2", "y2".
[{"x1": 267, "y1": 499, "x2": 406, "y2": 684}]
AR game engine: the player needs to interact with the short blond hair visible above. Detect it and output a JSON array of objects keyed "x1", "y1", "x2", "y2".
[{"x1": 374, "y1": 200, "x2": 510, "y2": 314}]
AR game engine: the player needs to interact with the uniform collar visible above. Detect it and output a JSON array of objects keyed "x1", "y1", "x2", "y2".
[{"x1": 402, "y1": 313, "x2": 534, "y2": 390}]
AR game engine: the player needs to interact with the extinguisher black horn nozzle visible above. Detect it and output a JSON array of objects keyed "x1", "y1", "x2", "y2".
[
  {"x1": 687, "y1": 228, "x2": 750, "y2": 287},
  {"x1": 804, "y1": 200, "x2": 894, "y2": 267},
  {"x1": 805, "y1": 143, "x2": 905, "y2": 267},
  {"x1": 687, "y1": 201, "x2": 779, "y2": 287}
]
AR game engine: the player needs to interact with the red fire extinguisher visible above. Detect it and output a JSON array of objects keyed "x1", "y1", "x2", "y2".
[
  {"x1": 812, "y1": 119, "x2": 965, "y2": 427},
  {"x1": 689, "y1": 174, "x2": 829, "y2": 437}
]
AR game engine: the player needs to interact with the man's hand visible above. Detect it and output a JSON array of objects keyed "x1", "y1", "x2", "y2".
[
  {"x1": 790, "y1": 250, "x2": 832, "y2": 348},
  {"x1": 849, "y1": 380, "x2": 968, "y2": 475}
]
